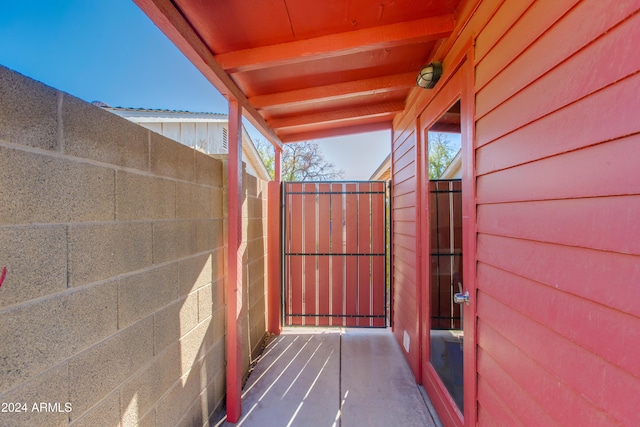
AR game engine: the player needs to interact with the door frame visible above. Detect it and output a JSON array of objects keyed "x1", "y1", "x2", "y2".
[{"x1": 418, "y1": 46, "x2": 477, "y2": 427}]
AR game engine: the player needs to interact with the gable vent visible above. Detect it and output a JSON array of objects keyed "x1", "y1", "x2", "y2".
[{"x1": 222, "y1": 127, "x2": 228, "y2": 151}]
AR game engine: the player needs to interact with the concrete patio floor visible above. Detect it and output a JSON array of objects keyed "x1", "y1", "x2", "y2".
[{"x1": 219, "y1": 327, "x2": 441, "y2": 427}]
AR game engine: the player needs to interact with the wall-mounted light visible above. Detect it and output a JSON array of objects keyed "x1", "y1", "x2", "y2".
[{"x1": 416, "y1": 62, "x2": 442, "y2": 89}]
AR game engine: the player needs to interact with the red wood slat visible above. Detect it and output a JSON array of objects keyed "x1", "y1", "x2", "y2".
[
  {"x1": 476, "y1": 0, "x2": 640, "y2": 118},
  {"x1": 330, "y1": 183, "x2": 344, "y2": 326},
  {"x1": 372, "y1": 257, "x2": 386, "y2": 327},
  {"x1": 317, "y1": 183, "x2": 331, "y2": 326},
  {"x1": 345, "y1": 183, "x2": 358, "y2": 327},
  {"x1": 476, "y1": 234, "x2": 640, "y2": 318},
  {"x1": 477, "y1": 11, "x2": 640, "y2": 145},
  {"x1": 393, "y1": 191, "x2": 416, "y2": 209},
  {"x1": 475, "y1": 0, "x2": 580, "y2": 90},
  {"x1": 478, "y1": 352, "x2": 557, "y2": 427},
  {"x1": 357, "y1": 184, "x2": 372, "y2": 326},
  {"x1": 303, "y1": 183, "x2": 317, "y2": 325},
  {"x1": 478, "y1": 195, "x2": 640, "y2": 256},
  {"x1": 392, "y1": 206, "x2": 416, "y2": 224},
  {"x1": 477, "y1": 376, "x2": 526, "y2": 427},
  {"x1": 479, "y1": 263, "x2": 640, "y2": 379},
  {"x1": 371, "y1": 189, "x2": 385, "y2": 254},
  {"x1": 474, "y1": 0, "x2": 535, "y2": 63},
  {"x1": 478, "y1": 319, "x2": 614, "y2": 427},
  {"x1": 393, "y1": 146, "x2": 417, "y2": 173},
  {"x1": 476, "y1": 72, "x2": 640, "y2": 171},
  {"x1": 479, "y1": 293, "x2": 640, "y2": 425},
  {"x1": 288, "y1": 183, "x2": 304, "y2": 325},
  {"x1": 477, "y1": 133, "x2": 640, "y2": 204},
  {"x1": 393, "y1": 162, "x2": 416, "y2": 185}
]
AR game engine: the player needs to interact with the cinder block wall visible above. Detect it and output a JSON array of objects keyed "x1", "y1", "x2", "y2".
[
  {"x1": 241, "y1": 173, "x2": 268, "y2": 378},
  {"x1": 0, "y1": 66, "x2": 268, "y2": 426}
]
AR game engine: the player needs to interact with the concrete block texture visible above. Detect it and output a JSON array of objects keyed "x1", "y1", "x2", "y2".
[
  {"x1": 0, "y1": 145, "x2": 115, "y2": 225},
  {"x1": 0, "y1": 65, "x2": 59, "y2": 150},
  {"x1": 68, "y1": 316, "x2": 153, "y2": 418},
  {"x1": 176, "y1": 181, "x2": 211, "y2": 219},
  {"x1": 178, "y1": 253, "x2": 213, "y2": 297},
  {"x1": 63, "y1": 94, "x2": 148, "y2": 170},
  {"x1": 69, "y1": 390, "x2": 120, "y2": 427},
  {"x1": 68, "y1": 222, "x2": 153, "y2": 287},
  {"x1": 120, "y1": 343, "x2": 181, "y2": 427},
  {"x1": 0, "y1": 225, "x2": 67, "y2": 309},
  {"x1": 152, "y1": 220, "x2": 197, "y2": 264},
  {"x1": 195, "y1": 150, "x2": 223, "y2": 187},
  {"x1": 150, "y1": 131, "x2": 195, "y2": 182},
  {"x1": 118, "y1": 263, "x2": 179, "y2": 329},
  {"x1": 0, "y1": 281, "x2": 117, "y2": 394},
  {"x1": 0, "y1": 363, "x2": 69, "y2": 427},
  {"x1": 154, "y1": 293, "x2": 199, "y2": 355},
  {"x1": 116, "y1": 170, "x2": 176, "y2": 221},
  {"x1": 196, "y1": 219, "x2": 224, "y2": 253}
]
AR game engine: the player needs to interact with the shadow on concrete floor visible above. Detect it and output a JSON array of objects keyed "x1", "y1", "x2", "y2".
[{"x1": 217, "y1": 327, "x2": 441, "y2": 427}]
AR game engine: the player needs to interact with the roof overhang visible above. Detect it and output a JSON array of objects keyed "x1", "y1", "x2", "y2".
[{"x1": 134, "y1": 0, "x2": 460, "y2": 148}]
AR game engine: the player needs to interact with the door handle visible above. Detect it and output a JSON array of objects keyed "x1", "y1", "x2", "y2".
[
  {"x1": 453, "y1": 290, "x2": 469, "y2": 305},
  {"x1": 452, "y1": 272, "x2": 468, "y2": 305}
]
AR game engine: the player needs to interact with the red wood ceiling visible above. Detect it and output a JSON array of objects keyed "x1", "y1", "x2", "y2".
[{"x1": 141, "y1": 0, "x2": 459, "y2": 143}]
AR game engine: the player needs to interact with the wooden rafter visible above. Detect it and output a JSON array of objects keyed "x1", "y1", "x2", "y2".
[
  {"x1": 250, "y1": 72, "x2": 416, "y2": 110},
  {"x1": 281, "y1": 121, "x2": 392, "y2": 143},
  {"x1": 269, "y1": 101, "x2": 405, "y2": 130},
  {"x1": 133, "y1": 0, "x2": 283, "y2": 150},
  {"x1": 216, "y1": 15, "x2": 455, "y2": 73}
]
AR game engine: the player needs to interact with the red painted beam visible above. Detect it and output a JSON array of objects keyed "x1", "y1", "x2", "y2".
[
  {"x1": 269, "y1": 102, "x2": 405, "y2": 131},
  {"x1": 267, "y1": 181, "x2": 281, "y2": 334},
  {"x1": 250, "y1": 73, "x2": 417, "y2": 110},
  {"x1": 133, "y1": 0, "x2": 283, "y2": 151},
  {"x1": 216, "y1": 15, "x2": 455, "y2": 73},
  {"x1": 268, "y1": 148, "x2": 282, "y2": 334},
  {"x1": 280, "y1": 121, "x2": 392, "y2": 143},
  {"x1": 226, "y1": 99, "x2": 243, "y2": 423}
]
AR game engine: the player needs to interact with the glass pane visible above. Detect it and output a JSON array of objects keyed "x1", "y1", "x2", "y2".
[{"x1": 428, "y1": 100, "x2": 464, "y2": 412}]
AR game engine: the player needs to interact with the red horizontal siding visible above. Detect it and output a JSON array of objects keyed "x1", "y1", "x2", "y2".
[
  {"x1": 477, "y1": 132, "x2": 640, "y2": 204},
  {"x1": 478, "y1": 319, "x2": 615, "y2": 427},
  {"x1": 478, "y1": 351, "x2": 557, "y2": 427},
  {"x1": 475, "y1": 0, "x2": 581, "y2": 90},
  {"x1": 477, "y1": 234, "x2": 640, "y2": 318},
  {"x1": 477, "y1": 0, "x2": 640, "y2": 117},
  {"x1": 477, "y1": 11, "x2": 640, "y2": 138},
  {"x1": 480, "y1": 293, "x2": 638, "y2": 425},
  {"x1": 479, "y1": 263, "x2": 640, "y2": 379},
  {"x1": 474, "y1": 1, "x2": 640, "y2": 425},
  {"x1": 478, "y1": 195, "x2": 640, "y2": 255},
  {"x1": 477, "y1": 79, "x2": 640, "y2": 174},
  {"x1": 477, "y1": 375, "x2": 526, "y2": 427}
]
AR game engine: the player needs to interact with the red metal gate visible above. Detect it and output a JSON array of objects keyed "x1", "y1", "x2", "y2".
[{"x1": 283, "y1": 181, "x2": 387, "y2": 327}]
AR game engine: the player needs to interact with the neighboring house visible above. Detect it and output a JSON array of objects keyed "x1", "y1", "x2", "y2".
[
  {"x1": 101, "y1": 105, "x2": 270, "y2": 181},
  {"x1": 369, "y1": 153, "x2": 391, "y2": 181}
]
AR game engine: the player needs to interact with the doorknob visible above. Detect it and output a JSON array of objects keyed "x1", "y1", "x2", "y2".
[
  {"x1": 452, "y1": 272, "x2": 468, "y2": 305},
  {"x1": 454, "y1": 290, "x2": 469, "y2": 305}
]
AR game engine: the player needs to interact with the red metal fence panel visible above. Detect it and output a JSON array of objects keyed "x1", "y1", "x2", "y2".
[{"x1": 283, "y1": 181, "x2": 387, "y2": 327}]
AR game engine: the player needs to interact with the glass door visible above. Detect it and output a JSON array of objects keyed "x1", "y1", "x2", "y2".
[{"x1": 427, "y1": 101, "x2": 464, "y2": 412}]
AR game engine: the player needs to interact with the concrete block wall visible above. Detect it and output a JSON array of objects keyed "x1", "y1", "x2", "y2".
[
  {"x1": 0, "y1": 65, "x2": 270, "y2": 426},
  {"x1": 241, "y1": 173, "x2": 269, "y2": 378}
]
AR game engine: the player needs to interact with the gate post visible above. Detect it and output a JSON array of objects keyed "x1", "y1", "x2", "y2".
[
  {"x1": 267, "y1": 147, "x2": 282, "y2": 334},
  {"x1": 226, "y1": 98, "x2": 243, "y2": 423}
]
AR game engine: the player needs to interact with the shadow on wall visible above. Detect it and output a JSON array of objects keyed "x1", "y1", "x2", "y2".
[{"x1": 0, "y1": 65, "x2": 268, "y2": 426}]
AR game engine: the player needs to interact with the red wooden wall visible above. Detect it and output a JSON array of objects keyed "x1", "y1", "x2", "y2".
[
  {"x1": 474, "y1": 1, "x2": 640, "y2": 425},
  {"x1": 391, "y1": 0, "x2": 640, "y2": 425},
  {"x1": 391, "y1": 119, "x2": 421, "y2": 378}
]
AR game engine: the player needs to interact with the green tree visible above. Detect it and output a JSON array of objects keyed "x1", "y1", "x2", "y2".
[
  {"x1": 255, "y1": 139, "x2": 345, "y2": 181},
  {"x1": 428, "y1": 132, "x2": 457, "y2": 179}
]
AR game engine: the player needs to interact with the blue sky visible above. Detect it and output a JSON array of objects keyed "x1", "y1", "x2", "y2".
[{"x1": 0, "y1": 0, "x2": 390, "y2": 179}]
